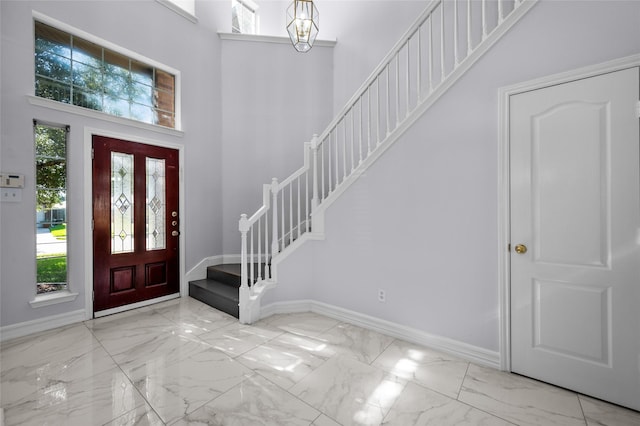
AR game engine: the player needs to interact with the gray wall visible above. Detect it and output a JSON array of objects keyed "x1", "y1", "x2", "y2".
[
  {"x1": 269, "y1": 0, "x2": 640, "y2": 352},
  {"x1": 236, "y1": 0, "x2": 426, "y2": 113},
  {"x1": 220, "y1": 39, "x2": 334, "y2": 254},
  {"x1": 0, "y1": 0, "x2": 224, "y2": 326},
  {"x1": 218, "y1": 1, "x2": 424, "y2": 254},
  {"x1": 4, "y1": 0, "x2": 636, "y2": 354},
  {"x1": 0, "y1": 0, "x2": 420, "y2": 328},
  {"x1": 321, "y1": 1, "x2": 426, "y2": 113}
]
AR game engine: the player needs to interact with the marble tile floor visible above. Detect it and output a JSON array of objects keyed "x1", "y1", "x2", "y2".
[{"x1": 1, "y1": 297, "x2": 639, "y2": 426}]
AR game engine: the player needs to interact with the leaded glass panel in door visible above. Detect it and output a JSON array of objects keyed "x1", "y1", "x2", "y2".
[
  {"x1": 93, "y1": 135, "x2": 179, "y2": 313},
  {"x1": 146, "y1": 157, "x2": 166, "y2": 250},
  {"x1": 111, "y1": 152, "x2": 134, "y2": 253}
]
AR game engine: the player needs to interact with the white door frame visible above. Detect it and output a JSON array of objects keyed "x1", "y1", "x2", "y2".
[
  {"x1": 83, "y1": 127, "x2": 186, "y2": 320},
  {"x1": 497, "y1": 53, "x2": 640, "y2": 371}
]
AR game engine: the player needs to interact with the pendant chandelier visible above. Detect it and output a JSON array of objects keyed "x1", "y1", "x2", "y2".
[{"x1": 286, "y1": 0, "x2": 319, "y2": 53}]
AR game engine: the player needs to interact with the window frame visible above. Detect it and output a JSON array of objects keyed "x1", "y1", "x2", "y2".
[
  {"x1": 232, "y1": 0, "x2": 259, "y2": 34},
  {"x1": 32, "y1": 11, "x2": 182, "y2": 131},
  {"x1": 30, "y1": 119, "x2": 79, "y2": 308},
  {"x1": 34, "y1": 121, "x2": 69, "y2": 295}
]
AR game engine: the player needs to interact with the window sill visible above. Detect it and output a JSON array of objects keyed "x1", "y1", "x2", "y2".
[
  {"x1": 156, "y1": 0, "x2": 198, "y2": 23},
  {"x1": 30, "y1": 291, "x2": 79, "y2": 308},
  {"x1": 27, "y1": 96, "x2": 184, "y2": 138},
  {"x1": 218, "y1": 32, "x2": 337, "y2": 48}
]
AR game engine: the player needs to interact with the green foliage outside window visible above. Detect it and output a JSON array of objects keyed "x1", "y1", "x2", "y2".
[
  {"x1": 37, "y1": 256, "x2": 67, "y2": 286},
  {"x1": 35, "y1": 123, "x2": 68, "y2": 293},
  {"x1": 35, "y1": 21, "x2": 176, "y2": 127},
  {"x1": 35, "y1": 125, "x2": 66, "y2": 212}
]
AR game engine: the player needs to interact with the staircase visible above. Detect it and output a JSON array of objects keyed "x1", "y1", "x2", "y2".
[
  {"x1": 189, "y1": 263, "x2": 269, "y2": 318},
  {"x1": 192, "y1": 0, "x2": 539, "y2": 323}
]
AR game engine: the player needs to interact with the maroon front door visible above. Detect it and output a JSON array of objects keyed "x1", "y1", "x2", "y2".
[{"x1": 92, "y1": 135, "x2": 179, "y2": 313}]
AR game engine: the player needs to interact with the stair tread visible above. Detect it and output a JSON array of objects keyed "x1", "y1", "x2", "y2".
[
  {"x1": 189, "y1": 279, "x2": 239, "y2": 301},
  {"x1": 190, "y1": 264, "x2": 269, "y2": 318},
  {"x1": 206, "y1": 263, "x2": 270, "y2": 288},
  {"x1": 209, "y1": 263, "x2": 241, "y2": 277}
]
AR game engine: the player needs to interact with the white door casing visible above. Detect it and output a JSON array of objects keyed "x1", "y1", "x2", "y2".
[
  {"x1": 82, "y1": 127, "x2": 186, "y2": 321},
  {"x1": 508, "y1": 66, "x2": 640, "y2": 411}
]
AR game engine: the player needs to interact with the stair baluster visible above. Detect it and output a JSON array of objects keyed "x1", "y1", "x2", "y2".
[
  {"x1": 271, "y1": 178, "x2": 279, "y2": 256},
  {"x1": 237, "y1": 0, "x2": 539, "y2": 324}
]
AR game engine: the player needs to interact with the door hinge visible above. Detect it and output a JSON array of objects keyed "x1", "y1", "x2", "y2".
[
  {"x1": 92, "y1": 219, "x2": 94, "y2": 230},
  {"x1": 91, "y1": 147, "x2": 94, "y2": 159},
  {"x1": 92, "y1": 291, "x2": 94, "y2": 301},
  {"x1": 507, "y1": 243, "x2": 511, "y2": 252},
  {"x1": 636, "y1": 100, "x2": 640, "y2": 118}
]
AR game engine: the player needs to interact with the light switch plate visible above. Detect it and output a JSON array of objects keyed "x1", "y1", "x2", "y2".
[{"x1": 1, "y1": 188, "x2": 22, "y2": 202}]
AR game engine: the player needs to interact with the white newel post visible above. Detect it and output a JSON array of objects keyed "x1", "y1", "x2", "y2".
[
  {"x1": 270, "y1": 178, "x2": 279, "y2": 259},
  {"x1": 238, "y1": 214, "x2": 250, "y2": 324},
  {"x1": 311, "y1": 134, "x2": 319, "y2": 212}
]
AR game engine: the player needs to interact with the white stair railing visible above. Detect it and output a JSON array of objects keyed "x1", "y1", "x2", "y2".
[{"x1": 238, "y1": 0, "x2": 538, "y2": 324}]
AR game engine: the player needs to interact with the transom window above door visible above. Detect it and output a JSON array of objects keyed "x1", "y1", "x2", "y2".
[{"x1": 34, "y1": 20, "x2": 178, "y2": 129}]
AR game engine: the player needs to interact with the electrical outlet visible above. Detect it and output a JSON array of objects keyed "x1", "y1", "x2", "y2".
[{"x1": 378, "y1": 289, "x2": 386, "y2": 302}]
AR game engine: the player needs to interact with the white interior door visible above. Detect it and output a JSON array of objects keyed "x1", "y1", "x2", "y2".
[{"x1": 510, "y1": 67, "x2": 640, "y2": 411}]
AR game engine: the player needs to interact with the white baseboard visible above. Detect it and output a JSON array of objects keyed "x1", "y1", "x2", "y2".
[
  {"x1": 259, "y1": 299, "x2": 314, "y2": 318},
  {"x1": 260, "y1": 299, "x2": 500, "y2": 369},
  {"x1": 185, "y1": 255, "x2": 223, "y2": 282},
  {"x1": 185, "y1": 254, "x2": 243, "y2": 283},
  {"x1": 0, "y1": 309, "x2": 86, "y2": 343},
  {"x1": 0, "y1": 296, "x2": 500, "y2": 369}
]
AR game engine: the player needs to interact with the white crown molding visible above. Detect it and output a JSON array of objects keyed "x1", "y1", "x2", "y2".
[{"x1": 218, "y1": 32, "x2": 337, "y2": 48}]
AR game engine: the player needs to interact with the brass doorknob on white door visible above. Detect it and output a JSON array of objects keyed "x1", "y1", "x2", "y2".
[{"x1": 515, "y1": 244, "x2": 527, "y2": 254}]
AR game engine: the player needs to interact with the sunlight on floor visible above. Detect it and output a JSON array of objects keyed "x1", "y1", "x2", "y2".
[
  {"x1": 353, "y1": 378, "x2": 404, "y2": 424},
  {"x1": 351, "y1": 355, "x2": 422, "y2": 423},
  {"x1": 393, "y1": 358, "x2": 418, "y2": 377}
]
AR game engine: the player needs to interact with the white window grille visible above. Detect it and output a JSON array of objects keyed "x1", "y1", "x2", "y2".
[
  {"x1": 34, "y1": 20, "x2": 177, "y2": 129},
  {"x1": 232, "y1": 0, "x2": 259, "y2": 34}
]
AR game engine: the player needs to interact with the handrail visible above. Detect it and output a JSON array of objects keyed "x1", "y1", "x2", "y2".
[
  {"x1": 245, "y1": 184, "x2": 271, "y2": 226},
  {"x1": 238, "y1": 0, "x2": 538, "y2": 324},
  {"x1": 315, "y1": 0, "x2": 443, "y2": 146},
  {"x1": 277, "y1": 141, "x2": 312, "y2": 190}
]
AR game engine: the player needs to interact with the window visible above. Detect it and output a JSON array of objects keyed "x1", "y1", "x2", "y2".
[
  {"x1": 232, "y1": 0, "x2": 258, "y2": 34},
  {"x1": 34, "y1": 21, "x2": 176, "y2": 128},
  {"x1": 35, "y1": 122, "x2": 68, "y2": 294}
]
